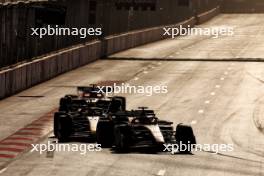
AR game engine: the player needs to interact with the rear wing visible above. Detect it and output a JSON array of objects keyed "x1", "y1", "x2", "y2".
[
  {"x1": 77, "y1": 85, "x2": 115, "y2": 97},
  {"x1": 77, "y1": 85, "x2": 113, "y2": 93},
  {"x1": 77, "y1": 86, "x2": 100, "y2": 93}
]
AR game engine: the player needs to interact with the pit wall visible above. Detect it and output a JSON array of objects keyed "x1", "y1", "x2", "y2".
[{"x1": 0, "y1": 6, "x2": 220, "y2": 100}]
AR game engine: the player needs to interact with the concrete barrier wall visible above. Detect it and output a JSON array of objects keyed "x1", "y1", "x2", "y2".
[
  {"x1": 104, "y1": 17, "x2": 198, "y2": 55},
  {"x1": 197, "y1": 6, "x2": 220, "y2": 24},
  {"x1": 0, "y1": 41, "x2": 101, "y2": 99},
  {"x1": 0, "y1": 7, "x2": 219, "y2": 100}
]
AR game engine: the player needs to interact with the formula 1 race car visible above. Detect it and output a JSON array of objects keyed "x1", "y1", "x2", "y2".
[
  {"x1": 53, "y1": 85, "x2": 126, "y2": 142},
  {"x1": 58, "y1": 85, "x2": 109, "y2": 112},
  {"x1": 96, "y1": 107, "x2": 196, "y2": 153}
]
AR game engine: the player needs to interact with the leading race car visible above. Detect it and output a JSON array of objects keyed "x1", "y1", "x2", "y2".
[
  {"x1": 53, "y1": 85, "x2": 126, "y2": 142},
  {"x1": 96, "y1": 107, "x2": 196, "y2": 153}
]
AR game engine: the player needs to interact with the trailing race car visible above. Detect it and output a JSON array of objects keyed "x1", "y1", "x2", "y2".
[
  {"x1": 96, "y1": 107, "x2": 196, "y2": 153},
  {"x1": 58, "y1": 85, "x2": 109, "y2": 112},
  {"x1": 53, "y1": 85, "x2": 126, "y2": 142}
]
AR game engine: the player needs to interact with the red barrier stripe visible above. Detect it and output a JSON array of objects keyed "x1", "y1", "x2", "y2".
[
  {"x1": 0, "y1": 154, "x2": 16, "y2": 158},
  {"x1": 0, "y1": 142, "x2": 31, "y2": 147},
  {"x1": 15, "y1": 132, "x2": 41, "y2": 136},
  {"x1": 0, "y1": 147, "x2": 24, "y2": 152},
  {"x1": 4, "y1": 137, "x2": 34, "y2": 141},
  {"x1": 0, "y1": 108, "x2": 56, "y2": 162}
]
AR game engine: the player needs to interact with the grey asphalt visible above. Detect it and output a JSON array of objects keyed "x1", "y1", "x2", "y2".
[{"x1": 0, "y1": 14, "x2": 264, "y2": 176}]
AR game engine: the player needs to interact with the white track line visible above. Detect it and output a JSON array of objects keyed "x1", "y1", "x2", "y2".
[
  {"x1": 0, "y1": 168, "x2": 7, "y2": 174},
  {"x1": 134, "y1": 77, "x2": 139, "y2": 81},
  {"x1": 157, "y1": 169, "x2": 166, "y2": 176},
  {"x1": 198, "y1": 109, "x2": 204, "y2": 114},
  {"x1": 191, "y1": 120, "x2": 197, "y2": 125},
  {"x1": 205, "y1": 100, "x2": 210, "y2": 104}
]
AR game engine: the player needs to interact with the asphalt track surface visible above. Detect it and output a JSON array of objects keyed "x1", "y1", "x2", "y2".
[{"x1": 0, "y1": 14, "x2": 264, "y2": 176}]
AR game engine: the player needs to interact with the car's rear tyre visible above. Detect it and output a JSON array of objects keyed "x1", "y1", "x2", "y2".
[
  {"x1": 96, "y1": 120, "x2": 114, "y2": 147},
  {"x1": 57, "y1": 115, "x2": 72, "y2": 142},
  {"x1": 175, "y1": 124, "x2": 196, "y2": 153},
  {"x1": 114, "y1": 126, "x2": 129, "y2": 152},
  {"x1": 54, "y1": 112, "x2": 65, "y2": 137}
]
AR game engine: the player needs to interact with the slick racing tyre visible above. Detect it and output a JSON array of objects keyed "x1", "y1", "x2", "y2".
[
  {"x1": 57, "y1": 114, "x2": 72, "y2": 142},
  {"x1": 114, "y1": 126, "x2": 129, "y2": 152},
  {"x1": 53, "y1": 112, "x2": 67, "y2": 137},
  {"x1": 175, "y1": 124, "x2": 196, "y2": 153},
  {"x1": 96, "y1": 120, "x2": 114, "y2": 147}
]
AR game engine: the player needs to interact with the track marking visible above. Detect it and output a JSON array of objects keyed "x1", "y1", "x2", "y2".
[
  {"x1": 198, "y1": 109, "x2": 204, "y2": 114},
  {"x1": 205, "y1": 100, "x2": 210, "y2": 104},
  {"x1": 0, "y1": 168, "x2": 7, "y2": 174},
  {"x1": 191, "y1": 120, "x2": 197, "y2": 125},
  {"x1": 0, "y1": 108, "x2": 55, "y2": 164},
  {"x1": 215, "y1": 85, "x2": 221, "y2": 88},
  {"x1": 143, "y1": 71, "x2": 148, "y2": 74},
  {"x1": 210, "y1": 92, "x2": 216, "y2": 96},
  {"x1": 134, "y1": 77, "x2": 139, "y2": 81},
  {"x1": 0, "y1": 147, "x2": 24, "y2": 153},
  {"x1": 14, "y1": 132, "x2": 41, "y2": 136},
  {"x1": 3, "y1": 137, "x2": 34, "y2": 142},
  {"x1": 0, "y1": 154, "x2": 15, "y2": 159},
  {"x1": 157, "y1": 169, "x2": 166, "y2": 176},
  {"x1": 0, "y1": 142, "x2": 31, "y2": 147}
]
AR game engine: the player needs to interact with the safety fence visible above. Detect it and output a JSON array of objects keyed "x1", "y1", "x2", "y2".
[{"x1": 0, "y1": 6, "x2": 220, "y2": 99}]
